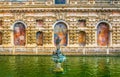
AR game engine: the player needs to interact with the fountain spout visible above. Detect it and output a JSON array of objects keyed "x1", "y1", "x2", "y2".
[{"x1": 52, "y1": 35, "x2": 66, "y2": 72}]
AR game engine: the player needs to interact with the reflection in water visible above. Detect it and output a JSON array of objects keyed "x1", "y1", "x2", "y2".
[
  {"x1": 97, "y1": 58, "x2": 110, "y2": 77},
  {"x1": 0, "y1": 56, "x2": 119, "y2": 77}
]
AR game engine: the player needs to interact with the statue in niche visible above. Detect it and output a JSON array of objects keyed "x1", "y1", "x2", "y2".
[
  {"x1": 98, "y1": 23, "x2": 109, "y2": 46},
  {"x1": 36, "y1": 32, "x2": 43, "y2": 46}
]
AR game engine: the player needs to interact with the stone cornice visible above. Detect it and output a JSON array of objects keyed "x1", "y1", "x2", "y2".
[{"x1": 0, "y1": 7, "x2": 120, "y2": 13}]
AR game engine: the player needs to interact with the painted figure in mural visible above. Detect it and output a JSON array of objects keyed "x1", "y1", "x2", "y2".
[
  {"x1": 98, "y1": 23, "x2": 109, "y2": 46},
  {"x1": 78, "y1": 20, "x2": 86, "y2": 27},
  {"x1": 78, "y1": 32, "x2": 86, "y2": 46},
  {"x1": 54, "y1": 23, "x2": 67, "y2": 46},
  {"x1": 36, "y1": 32, "x2": 43, "y2": 46},
  {"x1": 0, "y1": 32, "x2": 2, "y2": 45},
  {"x1": 36, "y1": 20, "x2": 43, "y2": 28},
  {"x1": 14, "y1": 23, "x2": 25, "y2": 46}
]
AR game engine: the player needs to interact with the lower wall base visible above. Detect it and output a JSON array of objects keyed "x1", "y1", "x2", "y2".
[
  {"x1": 0, "y1": 47, "x2": 120, "y2": 56},
  {"x1": 0, "y1": 51, "x2": 120, "y2": 56}
]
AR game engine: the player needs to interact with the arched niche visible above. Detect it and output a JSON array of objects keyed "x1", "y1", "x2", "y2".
[
  {"x1": 36, "y1": 31, "x2": 43, "y2": 46},
  {"x1": 78, "y1": 31, "x2": 86, "y2": 46},
  {"x1": 14, "y1": 22, "x2": 26, "y2": 46},
  {"x1": 97, "y1": 22, "x2": 110, "y2": 46},
  {"x1": 54, "y1": 22, "x2": 68, "y2": 46}
]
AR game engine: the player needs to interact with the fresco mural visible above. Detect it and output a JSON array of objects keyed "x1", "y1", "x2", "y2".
[
  {"x1": 36, "y1": 20, "x2": 43, "y2": 28},
  {"x1": 14, "y1": 22, "x2": 26, "y2": 46},
  {"x1": 78, "y1": 31, "x2": 86, "y2": 46},
  {"x1": 0, "y1": 32, "x2": 2, "y2": 45},
  {"x1": 97, "y1": 22, "x2": 109, "y2": 46},
  {"x1": 36, "y1": 31, "x2": 43, "y2": 46},
  {"x1": 78, "y1": 20, "x2": 86, "y2": 27},
  {"x1": 55, "y1": 0, "x2": 66, "y2": 4},
  {"x1": 54, "y1": 22, "x2": 67, "y2": 46}
]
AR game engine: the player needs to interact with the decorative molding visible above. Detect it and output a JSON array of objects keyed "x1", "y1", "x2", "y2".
[{"x1": 55, "y1": 12, "x2": 66, "y2": 20}]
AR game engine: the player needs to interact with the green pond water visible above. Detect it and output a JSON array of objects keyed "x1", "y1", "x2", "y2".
[{"x1": 0, "y1": 56, "x2": 119, "y2": 77}]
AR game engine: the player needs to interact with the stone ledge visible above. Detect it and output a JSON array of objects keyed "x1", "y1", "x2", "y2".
[{"x1": 0, "y1": 51, "x2": 119, "y2": 56}]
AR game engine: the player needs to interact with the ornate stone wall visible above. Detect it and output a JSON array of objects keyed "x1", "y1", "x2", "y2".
[{"x1": 0, "y1": 0, "x2": 120, "y2": 54}]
